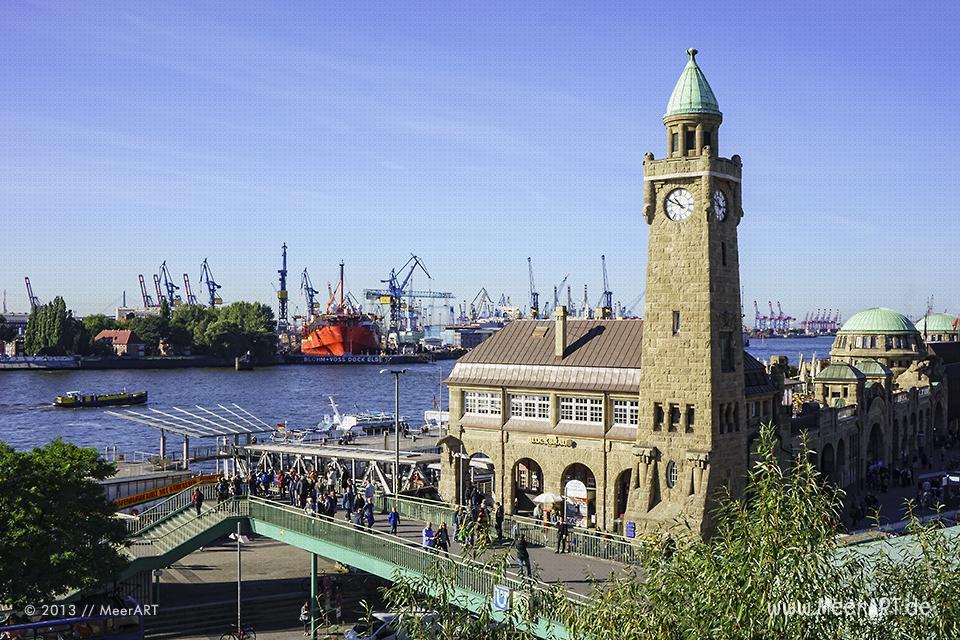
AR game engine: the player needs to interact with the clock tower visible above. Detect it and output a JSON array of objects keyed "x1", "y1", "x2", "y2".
[{"x1": 633, "y1": 49, "x2": 748, "y2": 535}]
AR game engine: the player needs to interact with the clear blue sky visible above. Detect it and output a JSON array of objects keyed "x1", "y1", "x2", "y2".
[{"x1": 3, "y1": 1, "x2": 959, "y2": 323}]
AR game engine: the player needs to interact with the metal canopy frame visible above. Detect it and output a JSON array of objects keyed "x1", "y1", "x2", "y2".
[{"x1": 106, "y1": 403, "x2": 275, "y2": 439}]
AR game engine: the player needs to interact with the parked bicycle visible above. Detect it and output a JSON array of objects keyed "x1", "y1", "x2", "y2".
[{"x1": 220, "y1": 625, "x2": 256, "y2": 640}]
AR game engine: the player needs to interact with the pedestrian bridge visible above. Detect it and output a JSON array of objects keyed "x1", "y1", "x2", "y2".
[{"x1": 120, "y1": 486, "x2": 638, "y2": 639}]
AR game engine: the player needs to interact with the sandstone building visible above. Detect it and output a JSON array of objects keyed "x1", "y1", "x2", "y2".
[{"x1": 439, "y1": 50, "x2": 955, "y2": 537}]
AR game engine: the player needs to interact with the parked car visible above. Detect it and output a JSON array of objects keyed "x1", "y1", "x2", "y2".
[{"x1": 345, "y1": 610, "x2": 438, "y2": 640}]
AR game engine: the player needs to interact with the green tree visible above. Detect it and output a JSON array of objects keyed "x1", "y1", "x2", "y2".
[
  {"x1": 124, "y1": 314, "x2": 168, "y2": 355},
  {"x1": 0, "y1": 440, "x2": 127, "y2": 608},
  {"x1": 170, "y1": 304, "x2": 217, "y2": 353},
  {"x1": 204, "y1": 302, "x2": 276, "y2": 360},
  {"x1": 23, "y1": 297, "x2": 78, "y2": 355},
  {"x1": 82, "y1": 314, "x2": 118, "y2": 339}
]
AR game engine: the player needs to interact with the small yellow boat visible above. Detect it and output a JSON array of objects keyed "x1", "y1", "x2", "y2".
[{"x1": 54, "y1": 390, "x2": 148, "y2": 408}]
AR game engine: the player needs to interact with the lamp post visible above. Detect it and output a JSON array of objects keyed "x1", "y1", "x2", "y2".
[{"x1": 380, "y1": 368, "x2": 407, "y2": 508}]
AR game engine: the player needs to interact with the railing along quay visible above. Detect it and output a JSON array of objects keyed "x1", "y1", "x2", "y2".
[
  {"x1": 374, "y1": 492, "x2": 647, "y2": 565},
  {"x1": 124, "y1": 482, "x2": 218, "y2": 534},
  {"x1": 248, "y1": 497, "x2": 587, "y2": 618}
]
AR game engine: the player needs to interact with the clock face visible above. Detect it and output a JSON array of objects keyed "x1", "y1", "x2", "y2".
[
  {"x1": 712, "y1": 190, "x2": 727, "y2": 221},
  {"x1": 665, "y1": 188, "x2": 694, "y2": 221}
]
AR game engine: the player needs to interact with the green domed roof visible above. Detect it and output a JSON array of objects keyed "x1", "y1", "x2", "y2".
[
  {"x1": 815, "y1": 363, "x2": 866, "y2": 382},
  {"x1": 855, "y1": 359, "x2": 892, "y2": 378},
  {"x1": 839, "y1": 308, "x2": 917, "y2": 334},
  {"x1": 916, "y1": 313, "x2": 959, "y2": 333},
  {"x1": 665, "y1": 49, "x2": 721, "y2": 118}
]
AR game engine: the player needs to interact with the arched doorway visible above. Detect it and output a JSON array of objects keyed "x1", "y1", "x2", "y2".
[
  {"x1": 867, "y1": 423, "x2": 884, "y2": 465},
  {"x1": 561, "y1": 463, "x2": 597, "y2": 528},
  {"x1": 910, "y1": 413, "x2": 918, "y2": 451},
  {"x1": 821, "y1": 443, "x2": 836, "y2": 483},
  {"x1": 613, "y1": 469, "x2": 632, "y2": 526},
  {"x1": 512, "y1": 457, "x2": 543, "y2": 514},
  {"x1": 467, "y1": 452, "x2": 495, "y2": 506},
  {"x1": 892, "y1": 419, "x2": 900, "y2": 464},
  {"x1": 935, "y1": 403, "x2": 946, "y2": 443},
  {"x1": 836, "y1": 439, "x2": 846, "y2": 486}
]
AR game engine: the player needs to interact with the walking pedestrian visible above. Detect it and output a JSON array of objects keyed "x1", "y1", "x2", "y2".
[
  {"x1": 422, "y1": 522, "x2": 435, "y2": 551},
  {"x1": 515, "y1": 533, "x2": 531, "y2": 577},
  {"x1": 435, "y1": 522, "x2": 450, "y2": 555},
  {"x1": 555, "y1": 519, "x2": 569, "y2": 554},
  {"x1": 494, "y1": 502, "x2": 504, "y2": 541},
  {"x1": 191, "y1": 487, "x2": 204, "y2": 517},
  {"x1": 388, "y1": 507, "x2": 400, "y2": 535}
]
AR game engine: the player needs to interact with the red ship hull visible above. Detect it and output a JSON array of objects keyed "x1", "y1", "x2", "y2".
[{"x1": 301, "y1": 321, "x2": 381, "y2": 356}]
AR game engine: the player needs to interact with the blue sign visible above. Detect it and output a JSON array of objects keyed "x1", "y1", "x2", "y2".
[
  {"x1": 492, "y1": 584, "x2": 511, "y2": 611},
  {"x1": 625, "y1": 522, "x2": 636, "y2": 538}
]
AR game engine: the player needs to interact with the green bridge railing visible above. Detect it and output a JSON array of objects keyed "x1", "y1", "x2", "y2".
[{"x1": 374, "y1": 492, "x2": 647, "y2": 565}]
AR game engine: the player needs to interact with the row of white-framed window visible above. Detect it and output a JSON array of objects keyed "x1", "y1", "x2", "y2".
[{"x1": 463, "y1": 391, "x2": 639, "y2": 427}]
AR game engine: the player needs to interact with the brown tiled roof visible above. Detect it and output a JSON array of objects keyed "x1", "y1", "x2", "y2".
[
  {"x1": 94, "y1": 329, "x2": 143, "y2": 345},
  {"x1": 457, "y1": 319, "x2": 643, "y2": 369}
]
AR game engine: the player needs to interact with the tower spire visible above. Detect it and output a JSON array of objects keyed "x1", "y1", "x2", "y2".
[{"x1": 663, "y1": 49, "x2": 723, "y2": 157}]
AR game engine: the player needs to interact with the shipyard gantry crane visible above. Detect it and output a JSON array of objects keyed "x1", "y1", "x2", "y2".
[
  {"x1": 158, "y1": 262, "x2": 181, "y2": 306},
  {"x1": 277, "y1": 243, "x2": 289, "y2": 330},
  {"x1": 599, "y1": 254, "x2": 613, "y2": 319},
  {"x1": 552, "y1": 274, "x2": 570, "y2": 315},
  {"x1": 182, "y1": 273, "x2": 199, "y2": 305},
  {"x1": 363, "y1": 254, "x2": 453, "y2": 335},
  {"x1": 470, "y1": 288, "x2": 495, "y2": 321},
  {"x1": 301, "y1": 268, "x2": 319, "y2": 316},
  {"x1": 138, "y1": 275, "x2": 155, "y2": 307},
  {"x1": 528, "y1": 257, "x2": 540, "y2": 319},
  {"x1": 199, "y1": 259, "x2": 223, "y2": 307},
  {"x1": 24, "y1": 277, "x2": 39, "y2": 311}
]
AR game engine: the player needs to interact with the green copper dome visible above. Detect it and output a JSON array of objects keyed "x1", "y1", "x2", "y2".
[
  {"x1": 815, "y1": 363, "x2": 866, "y2": 382},
  {"x1": 839, "y1": 308, "x2": 917, "y2": 334},
  {"x1": 665, "y1": 49, "x2": 722, "y2": 118},
  {"x1": 916, "y1": 313, "x2": 959, "y2": 333},
  {"x1": 855, "y1": 359, "x2": 893, "y2": 378}
]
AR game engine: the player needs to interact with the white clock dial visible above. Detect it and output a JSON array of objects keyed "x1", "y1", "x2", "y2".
[
  {"x1": 665, "y1": 188, "x2": 694, "y2": 221},
  {"x1": 712, "y1": 190, "x2": 727, "y2": 221}
]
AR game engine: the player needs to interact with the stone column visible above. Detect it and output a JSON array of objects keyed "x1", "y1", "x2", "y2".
[
  {"x1": 695, "y1": 123, "x2": 703, "y2": 155},
  {"x1": 678, "y1": 123, "x2": 687, "y2": 157}
]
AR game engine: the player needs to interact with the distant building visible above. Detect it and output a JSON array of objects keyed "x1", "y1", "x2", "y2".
[
  {"x1": 94, "y1": 329, "x2": 145, "y2": 358},
  {"x1": 115, "y1": 306, "x2": 161, "y2": 321}
]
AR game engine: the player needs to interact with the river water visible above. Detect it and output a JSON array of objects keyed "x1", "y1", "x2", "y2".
[{"x1": 0, "y1": 336, "x2": 835, "y2": 452}]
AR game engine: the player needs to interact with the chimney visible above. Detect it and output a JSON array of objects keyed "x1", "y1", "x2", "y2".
[{"x1": 555, "y1": 305, "x2": 567, "y2": 358}]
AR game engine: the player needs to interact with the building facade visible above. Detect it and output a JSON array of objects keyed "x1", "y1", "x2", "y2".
[
  {"x1": 440, "y1": 50, "x2": 785, "y2": 537},
  {"x1": 793, "y1": 308, "x2": 951, "y2": 490}
]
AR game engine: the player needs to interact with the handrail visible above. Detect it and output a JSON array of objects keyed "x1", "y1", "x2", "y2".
[
  {"x1": 126, "y1": 481, "x2": 218, "y2": 534},
  {"x1": 373, "y1": 493, "x2": 646, "y2": 564},
  {"x1": 248, "y1": 496, "x2": 588, "y2": 613},
  {"x1": 128, "y1": 499, "x2": 247, "y2": 557}
]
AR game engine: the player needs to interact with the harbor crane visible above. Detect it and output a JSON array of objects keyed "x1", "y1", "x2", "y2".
[
  {"x1": 598, "y1": 254, "x2": 613, "y2": 319},
  {"x1": 182, "y1": 273, "x2": 198, "y2": 305},
  {"x1": 24, "y1": 277, "x2": 39, "y2": 311},
  {"x1": 528, "y1": 257, "x2": 540, "y2": 318},
  {"x1": 277, "y1": 243, "x2": 289, "y2": 330},
  {"x1": 582, "y1": 285, "x2": 591, "y2": 319},
  {"x1": 138, "y1": 275, "x2": 155, "y2": 307},
  {"x1": 158, "y1": 262, "x2": 181, "y2": 306},
  {"x1": 199, "y1": 258, "x2": 223, "y2": 307},
  {"x1": 552, "y1": 274, "x2": 570, "y2": 315},
  {"x1": 301, "y1": 268, "x2": 319, "y2": 316},
  {"x1": 363, "y1": 254, "x2": 454, "y2": 334},
  {"x1": 470, "y1": 288, "x2": 496, "y2": 321},
  {"x1": 153, "y1": 275, "x2": 164, "y2": 308}
]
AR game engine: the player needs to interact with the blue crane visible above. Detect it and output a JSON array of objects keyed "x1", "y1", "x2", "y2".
[
  {"x1": 363, "y1": 254, "x2": 453, "y2": 335},
  {"x1": 301, "y1": 268, "x2": 319, "y2": 316},
  {"x1": 528, "y1": 257, "x2": 540, "y2": 318},
  {"x1": 199, "y1": 258, "x2": 223, "y2": 307},
  {"x1": 158, "y1": 261, "x2": 181, "y2": 306}
]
